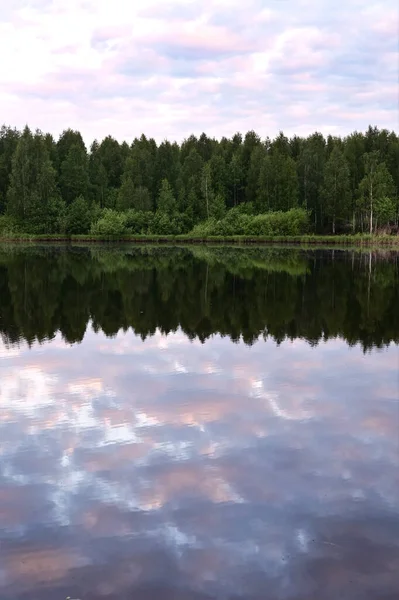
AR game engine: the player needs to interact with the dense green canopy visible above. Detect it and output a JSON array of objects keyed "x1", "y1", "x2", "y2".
[{"x1": 0, "y1": 125, "x2": 398, "y2": 236}]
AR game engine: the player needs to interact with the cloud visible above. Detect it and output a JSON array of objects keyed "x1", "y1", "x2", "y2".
[{"x1": 0, "y1": 0, "x2": 397, "y2": 143}]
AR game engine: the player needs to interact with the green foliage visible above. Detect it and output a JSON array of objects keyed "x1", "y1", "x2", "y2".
[
  {"x1": 125, "y1": 141, "x2": 154, "y2": 191},
  {"x1": 200, "y1": 162, "x2": 226, "y2": 221},
  {"x1": 257, "y1": 151, "x2": 298, "y2": 212},
  {"x1": 6, "y1": 127, "x2": 65, "y2": 233},
  {"x1": 89, "y1": 140, "x2": 108, "y2": 206},
  {"x1": 132, "y1": 186, "x2": 152, "y2": 212},
  {"x1": 0, "y1": 214, "x2": 19, "y2": 235},
  {"x1": 322, "y1": 146, "x2": 351, "y2": 233},
  {"x1": 157, "y1": 178, "x2": 178, "y2": 216},
  {"x1": 66, "y1": 196, "x2": 92, "y2": 234},
  {"x1": 0, "y1": 123, "x2": 398, "y2": 237},
  {"x1": 118, "y1": 147, "x2": 154, "y2": 212},
  {"x1": 90, "y1": 209, "x2": 127, "y2": 236},
  {"x1": 90, "y1": 202, "x2": 103, "y2": 225},
  {"x1": 103, "y1": 187, "x2": 119, "y2": 209},
  {"x1": 374, "y1": 196, "x2": 396, "y2": 228},
  {"x1": 358, "y1": 152, "x2": 396, "y2": 233},
  {"x1": 0, "y1": 126, "x2": 20, "y2": 213},
  {"x1": 116, "y1": 175, "x2": 135, "y2": 210},
  {"x1": 182, "y1": 148, "x2": 203, "y2": 204},
  {"x1": 125, "y1": 209, "x2": 154, "y2": 234},
  {"x1": 97, "y1": 136, "x2": 125, "y2": 189},
  {"x1": 229, "y1": 202, "x2": 255, "y2": 215},
  {"x1": 209, "y1": 151, "x2": 229, "y2": 201},
  {"x1": 246, "y1": 144, "x2": 266, "y2": 204},
  {"x1": 190, "y1": 207, "x2": 309, "y2": 237},
  {"x1": 29, "y1": 195, "x2": 66, "y2": 234},
  {"x1": 200, "y1": 162, "x2": 212, "y2": 220},
  {"x1": 150, "y1": 211, "x2": 188, "y2": 235},
  {"x1": 150, "y1": 212, "x2": 179, "y2": 235},
  {"x1": 155, "y1": 140, "x2": 181, "y2": 198},
  {"x1": 297, "y1": 132, "x2": 326, "y2": 228},
  {"x1": 190, "y1": 218, "x2": 219, "y2": 236},
  {"x1": 210, "y1": 193, "x2": 226, "y2": 220},
  {"x1": 56, "y1": 129, "x2": 86, "y2": 167},
  {"x1": 59, "y1": 143, "x2": 89, "y2": 204},
  {"x1": 229, "y1": 149, "x2": 245, "y2": 206}
]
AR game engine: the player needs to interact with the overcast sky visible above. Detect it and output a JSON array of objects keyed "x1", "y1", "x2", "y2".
[{"x1": 1, "y1": 0, "x2": 398, "y2": 144}]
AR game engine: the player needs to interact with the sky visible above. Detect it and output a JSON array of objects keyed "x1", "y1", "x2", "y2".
[{"x1": 0, "y1": 0, "x2": 398, "y2": 144}]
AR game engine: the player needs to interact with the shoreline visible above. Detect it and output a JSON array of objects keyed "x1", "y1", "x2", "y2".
[{"x1": 0, "y1": 234, "x2": 399, "y2": 248}]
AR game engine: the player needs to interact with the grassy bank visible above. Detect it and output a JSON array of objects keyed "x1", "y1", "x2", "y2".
[{"x1": 0, "y1": 233, "x2": 399, "y2": 247}]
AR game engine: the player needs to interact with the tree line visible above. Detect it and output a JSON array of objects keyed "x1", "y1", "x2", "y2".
[
  {"x1": 0, "y1": 246, "x2": 398, "y2": 350},
  {"x1": 0, "y1": 124, "x2": 398, "y2": 236}
]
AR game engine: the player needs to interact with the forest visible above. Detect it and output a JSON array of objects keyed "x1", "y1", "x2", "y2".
[
  {"x1": 0, "y1": 124, "x2": 398, "y2": 237},
  {"x1": 0, "y1": 245, "x2": 398, "y2": 350}
]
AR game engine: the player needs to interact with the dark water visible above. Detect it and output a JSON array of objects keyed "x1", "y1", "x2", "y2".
[{"x1": 0, "y1": 245, "x2": 398, "y2": 600}]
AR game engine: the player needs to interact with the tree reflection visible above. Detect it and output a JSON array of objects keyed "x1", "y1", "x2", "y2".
[{"x1": 0, "y1": 245, "x2": 398, "y2": 351}]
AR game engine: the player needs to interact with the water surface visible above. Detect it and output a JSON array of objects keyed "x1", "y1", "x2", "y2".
[{"x1": 0, "y1": 245, "x2": 398, "y2": 600}]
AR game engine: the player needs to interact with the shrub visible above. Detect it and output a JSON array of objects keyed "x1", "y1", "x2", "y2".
[
  {"x1": 65, "y1": 196, "x2": 92, "y2": 234},
  {"x1": 90, "y1": 209, "x2": 127, "y2": 236},
  {"x1": 0, "y1": 214, "x2": 20, "y2": 235},
  {"x1": 125, "y1": 209, "x2": 154, "y2": 234},
  {"x1": 150, "y1": 211, "x2": 186, "y2": 235},
  {"x1": 228, "y1": 202, "x2": 255, "y2": 216},
  {"x1": 191, "y1": 218, "x2": 218, "y2": 237},
  {"x1": 188, "y1": 207, "x2": 310, "y2": 237},
  {"x1": 25, "y1": 196, "x2": 66, "y2": 234}
]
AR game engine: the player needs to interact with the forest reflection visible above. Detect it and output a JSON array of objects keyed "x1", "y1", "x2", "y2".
[{"x1": 0, "y1": 244, "x2": 398, "y2": 350}]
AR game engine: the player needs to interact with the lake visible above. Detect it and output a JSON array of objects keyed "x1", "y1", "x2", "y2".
[{"x1": 0, "y1": 244, "x2": 398, "y2": 600}]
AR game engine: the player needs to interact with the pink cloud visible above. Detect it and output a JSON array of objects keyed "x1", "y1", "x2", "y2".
[
  {"x1": 291, "y1": 79, "x2": 329, "y2": 93},
  {"x1": 0, "y1": 0, "x2": 397, "y2": 143},
  {"x1": 287, "y1": 105, "x2": 312, "y2": 119},
  {"x1": 142, "y1": 20, "x2": 258, "y2": 56},
  {"x1": 369, "y1": 9, "x2": 399, "y2": 35}
]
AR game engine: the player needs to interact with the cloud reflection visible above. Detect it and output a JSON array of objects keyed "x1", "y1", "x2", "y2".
[{"x1": 0, "y1": 329, "x2": 398, "y2": 598}]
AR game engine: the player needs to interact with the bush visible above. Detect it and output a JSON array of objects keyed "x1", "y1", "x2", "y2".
[
  {"x1": 25, "y1": 196, "x2": 66, "y2": 234},
  {"x1": 124, "y1": 210, "x2": 154, "y2": 234},
  {"x1": 228, "y1": 202, "x2": 255, "y2": 216},
  {"x1": 0, "y1": 214, "x2": 20, "y2": 235},
  {"x1": 90, "y1": 209, "x2": 127, "y2": 236},
  {"x1": 188, "y1": 207, "x2": 310, "y2": 237},
  {"x1": 191, "y1": 218, "x2": 218, "y2": 237},
  {"x1": 65, "y1": 196, "x2": 92, "y2": 234},
  {"x1": 214, "y1": 213, "x2": 251, "y2": 236},
  {"x1": 248, "y1": 208, "x2": 310, "y2": 236},
  {"x1": 150, "y1": 211, "x2": 187, "y2": 235}
]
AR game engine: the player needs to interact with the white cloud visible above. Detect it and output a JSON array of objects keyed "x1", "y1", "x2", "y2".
[{"x1": 0, "y1": 0, "x2": 397, "y2": 143}]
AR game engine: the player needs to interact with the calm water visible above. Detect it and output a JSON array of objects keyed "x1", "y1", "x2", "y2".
[{"x1": 0, "y1": 245, "x2": 398, "y2": 600}]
